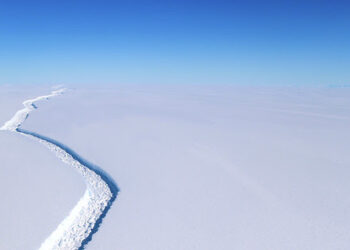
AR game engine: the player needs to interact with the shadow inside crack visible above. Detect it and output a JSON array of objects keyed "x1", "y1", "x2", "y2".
[{"x1": 17, "y1": 128, "x2": 119, "y2": 250}]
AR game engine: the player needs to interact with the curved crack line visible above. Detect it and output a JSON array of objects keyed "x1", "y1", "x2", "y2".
[{"x1": 1, "y1": 89, "x2": 119, "y2": 249}]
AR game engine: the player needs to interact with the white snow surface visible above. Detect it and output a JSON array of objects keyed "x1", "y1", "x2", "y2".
[{"x1": 2, "y1": 84, "x2": 350, "y2": 249}]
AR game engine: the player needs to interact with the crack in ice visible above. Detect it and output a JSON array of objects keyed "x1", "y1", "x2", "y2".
[{"x1": 1, "y1": 89, "x2": 118, "y2": 249}]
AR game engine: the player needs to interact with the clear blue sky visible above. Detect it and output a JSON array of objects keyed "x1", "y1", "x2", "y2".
[{"x1": 0, "y1": 0, "x2": 349, "y2": 85}]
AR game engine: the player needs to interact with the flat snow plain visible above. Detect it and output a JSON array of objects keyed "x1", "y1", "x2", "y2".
[{"x1": 3, "y1": 84, "x2": 350, "y2": 249}]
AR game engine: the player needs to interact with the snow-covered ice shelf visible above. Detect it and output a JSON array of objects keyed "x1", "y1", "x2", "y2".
[{"x1": 3, "y1": 85, "x2": 350, "y2": 250}]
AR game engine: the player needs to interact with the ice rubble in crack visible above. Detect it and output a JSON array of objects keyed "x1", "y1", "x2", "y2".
[
  {"x1": 1, "y1": 88, "x2": 114, "y2": 249},
  {"x1": 30, "y1": 136, "x2": 112, "y2": 250}
]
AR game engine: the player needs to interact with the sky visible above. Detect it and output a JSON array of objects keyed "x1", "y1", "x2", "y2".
[{"x1": 0, "y1": 0, "x2": 349, "y2": 86}]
